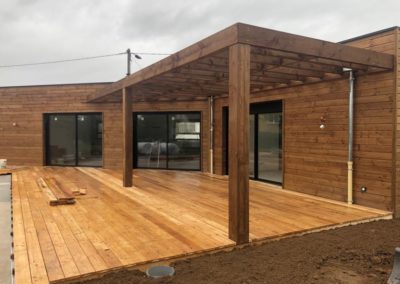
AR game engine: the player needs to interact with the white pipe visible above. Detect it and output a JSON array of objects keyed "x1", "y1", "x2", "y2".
[
  {"x1": 209, "y1": 96, "x2": 214, "y2": 174},
  {"x1": 347, "y1": 70, "x2": 355, "y2": 204}
]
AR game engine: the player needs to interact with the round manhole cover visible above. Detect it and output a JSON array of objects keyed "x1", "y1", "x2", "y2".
[{"x1": 146, "y1": 265, "x2": 175, "y2": 278}]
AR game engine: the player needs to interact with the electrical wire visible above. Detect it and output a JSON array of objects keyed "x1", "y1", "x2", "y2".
[
  {"x1": 134, "y1": 52, "x2": 171, "y2": 56},
  {"x1": 0, "y1": 52, "x2": 125, "y2": 68},
  {"x1": 0, "y1": 51, "x2": 171, "y2": 68}
]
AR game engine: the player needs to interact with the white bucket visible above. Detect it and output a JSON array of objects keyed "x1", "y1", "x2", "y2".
[{"x1": 0, "y1": 159, "x2": 7, "y2": 169}]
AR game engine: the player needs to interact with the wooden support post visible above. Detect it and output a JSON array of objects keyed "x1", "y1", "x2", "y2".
[
  {"x1": 122, "y1": 87, "x2": 133, "y2": 187},
  {"x1": 228, "y1": 43, "x2": 250, "y2": 244}
]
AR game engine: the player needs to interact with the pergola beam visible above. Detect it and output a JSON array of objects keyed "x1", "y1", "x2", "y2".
[
  {"x1": 87, "y1": 23, "x2": 394, "y2": 103},
  {"x1": 238, "y1": 23, "x2": 394, "y2": 69}
]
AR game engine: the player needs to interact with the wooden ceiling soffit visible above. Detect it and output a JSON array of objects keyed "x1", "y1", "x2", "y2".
[
  {"x1": 152, "y1": 76, "x2": 227, "y2": 89},
  {"x1": 238, "y1": 23, "x2": 394, "y2": 69},
  {"x1": 261, "y1": 65, "x2": 325, "y2": 78},
  {"x1": 251, "y1": 47, "x2": 369, "y2": 71},
  {"x1": 138, "y1": 82, "x2": 224, "y2": 96}
]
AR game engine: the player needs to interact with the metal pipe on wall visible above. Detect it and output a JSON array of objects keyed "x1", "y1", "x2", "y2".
[
  {"x1": 347, "y1": 70, "x2": 355, "y2": 204},
  {"x1": 209, "y1": 96, "x2": 214, "y2": 174}
]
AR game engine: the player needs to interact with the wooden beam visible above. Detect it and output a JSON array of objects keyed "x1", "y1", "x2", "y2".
[
  {"x1": 122, "y1": 87, "x2": 133, "y2": 187},
  {"x1": 228, "y1": 43, "x2": 250, "y2": 244},
  {"x1": 238, "y1": 23, "x2": 394, "y2": 69},
  {"x1": 86, "y1": 24, "x2": 238, "y2": 103}
]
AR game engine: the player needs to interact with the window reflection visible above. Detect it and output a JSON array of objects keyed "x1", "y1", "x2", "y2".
[
  {"x1": 48, "y1": 114, "x2": 76, "y2": 166},
  {"x1": 77, "y1": 114, "x2": 103, "y2": 166},
  {"x1": 168, "y1": 114, "x2": 201, "y2": 170},
  {"x1": 135, "y1": 112, "x2": 201, "y2": 170},
  {"x1": 46, "y1": 113, "x2": 102, "y2": 167}
]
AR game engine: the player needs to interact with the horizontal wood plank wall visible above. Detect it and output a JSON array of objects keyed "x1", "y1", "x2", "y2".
[
  {"x1": 397, "y1": 28, "x2": 400, "y2": 217},
  {"x1": 213, "y1": 30, "x2": 396, "y2": 211},
  {"x1": 0, "y1": 84, "x2": 210, "y2": 172},
  {"x1": 344, "y1": 29, "x2": 397, "y2": 212}
]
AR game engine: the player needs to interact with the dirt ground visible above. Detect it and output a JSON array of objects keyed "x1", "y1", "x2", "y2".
[{"x1": 72, "y1": 219, "x2": 400, "y2": 284}]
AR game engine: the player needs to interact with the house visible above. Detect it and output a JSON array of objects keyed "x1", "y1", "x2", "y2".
[{"x1": 0, "y1": 24, "x2": 399, "y2": 247}]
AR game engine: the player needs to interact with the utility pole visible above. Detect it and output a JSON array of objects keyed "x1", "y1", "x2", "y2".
[{"x1": 126, "y1": 48, "x2": 131, "y2": 76}]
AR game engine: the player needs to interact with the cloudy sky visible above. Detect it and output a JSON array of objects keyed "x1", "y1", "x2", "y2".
[{"x1": 1, "y1": 0, "x2": 399, "y2": 87}]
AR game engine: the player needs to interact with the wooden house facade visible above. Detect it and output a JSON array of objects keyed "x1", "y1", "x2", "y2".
[{"x1": 1, "y1": 23, "x2": 399, "y2": 244}]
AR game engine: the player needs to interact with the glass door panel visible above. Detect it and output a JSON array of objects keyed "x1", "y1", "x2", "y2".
[
  {"x1": 77, "y1": 114, "x2": 103, "y2": 166},
  {"x1": 249, "y1": 114, "x2": 255, "y2": 178},
  {"x1": 136, "y1": 114, "x2": 167, "y2": 168},
  {"x1": 47, "y1": 114, "x2": 76, "y2": 166},
  {"x1": 258, "y1": 113, "x2": 282, "y2": 183},
  {"x1": 168, "y1": 113, "x2": 201, "y2": 170}
]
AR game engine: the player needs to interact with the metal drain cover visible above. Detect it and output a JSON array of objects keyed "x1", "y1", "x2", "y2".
[
  {"x1": 146, "y1": 265, "x2": 175, "y2": 278},
  {"x1": 389, "y1": 247, "x2": 400, "y2": 284}
]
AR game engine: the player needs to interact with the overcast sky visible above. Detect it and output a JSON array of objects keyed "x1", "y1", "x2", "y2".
[{"x1": 1, "y1": 0, "x2": 399, "y2": 87}]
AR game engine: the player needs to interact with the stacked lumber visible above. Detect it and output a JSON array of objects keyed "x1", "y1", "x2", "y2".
[
  {"x1": 36, "y1": 177, "x2": 76, "y2": 206},
  {"x1": 68, "y1": 182, "x2": 87, "y2": 196}
]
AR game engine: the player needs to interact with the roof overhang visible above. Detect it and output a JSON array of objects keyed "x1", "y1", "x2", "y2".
[{"x1": 87, "y1": 23, "x2": 395, "y2": 103}]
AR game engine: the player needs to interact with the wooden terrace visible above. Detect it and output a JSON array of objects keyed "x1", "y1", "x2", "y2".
[{"x1": 12, "y1": 167, "x2": 391, "y2": 283}]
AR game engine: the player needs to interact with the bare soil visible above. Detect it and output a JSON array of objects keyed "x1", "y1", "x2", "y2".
[{"x1": 71, "y1": 219, "x2": 400, "y2": 284}]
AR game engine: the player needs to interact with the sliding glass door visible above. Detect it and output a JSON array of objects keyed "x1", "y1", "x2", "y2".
[
  {"x1": 47, "y1": 114, "x2": 76, "y2": 166},
  {"x1": 249, "y1": 114, "x2": 255, "y2": 178},
  {"x1": 135, "y1": 112, "x2": 201, "y2": 170},
  {"x1": 136, "y1": 114, "x2": 168, "y2": 168},
  {"x1": 223, "y1": 101, "x2": 283, "y2": 185},
  {"x1": 257, "y1": 112, "x2": 282, "y2": 183},
  {"x1": 45, "y1": 113, "x2": 103, "y2": 167}
]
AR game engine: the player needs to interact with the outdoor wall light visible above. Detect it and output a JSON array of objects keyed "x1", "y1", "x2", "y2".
[
  {"x1": 319, "y1": 116, "x2": 326, "y2": 129},
  {"x1": 54, "y1": 116, "x2": 58, "y2": 121},
  {"x1": 361, "y1": 186, "x2": 367, "y2": 193},
  {"x1": 12, "y1": 122, "x2": 17, "y2": 127}
]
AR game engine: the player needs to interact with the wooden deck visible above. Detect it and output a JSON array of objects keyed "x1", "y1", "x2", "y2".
[{"x1": 12, "y1": 167, "x2": 391, "y2": 283}]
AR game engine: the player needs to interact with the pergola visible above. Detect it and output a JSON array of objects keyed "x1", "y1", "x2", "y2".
[{"x1": 87, "y1": 23, "x2": 394, "y2": 244}]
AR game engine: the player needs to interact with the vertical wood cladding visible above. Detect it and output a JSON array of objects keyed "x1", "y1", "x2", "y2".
[
  {"x1": 0, "y1": 84, "x2": 209, "y2": 172},
  {"x1": 214, "y1": 30, "x2": 397, "y2": 211}
]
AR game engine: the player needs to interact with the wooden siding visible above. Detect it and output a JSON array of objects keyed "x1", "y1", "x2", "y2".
[
  {"x1": 345, "y1": 29, "x2": 399, "y2": 214},
  {"x1": 396, "y1": 28, "x2": 400, "y2": 217},
  {"x1": 0, "y1": 28, "x2": 398, "y2": 213},
  {"x1": 0, "y1": 84, "x2": 210, "y2": 172},
  {"x1": 214, "y1": 29, "x2": 397, "y2": 211},
  {"x1": 397, "y1": 28, "x2": 400, "y2": 217}
]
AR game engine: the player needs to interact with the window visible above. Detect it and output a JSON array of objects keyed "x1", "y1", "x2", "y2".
[
  {"x1": 135, "y1": 112, "x2": 201, "y2": 170},
  {"x1": 45, "y1": 113, "x2": 103, "y2": 167}
]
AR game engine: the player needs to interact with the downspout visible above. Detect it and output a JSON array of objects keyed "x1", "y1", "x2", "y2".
[
  {"x1": 347, "y1": 70, "x2": 355, "y2": 204},
  {"x1": 209, "y1": 96, "x2": 214, "y2": 174}
]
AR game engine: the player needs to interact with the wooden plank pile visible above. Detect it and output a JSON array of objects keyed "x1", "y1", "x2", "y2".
[{"x1": 36, "y1": 177, "x2": 86, "y2": 206}]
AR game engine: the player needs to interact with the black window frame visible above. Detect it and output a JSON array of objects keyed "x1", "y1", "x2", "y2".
[
  {"x1": 133, "y1": 111, "x2": 202, "y2": 171},
  {"x1": 44, "y1": 112, "x2": 103, "y2": 167}
]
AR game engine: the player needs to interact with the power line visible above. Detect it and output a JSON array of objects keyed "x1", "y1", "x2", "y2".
[
  {"x1": 135, "y1": 52, "x2": 171, "y2": 56},
  {"x1": 0, "y1": 52, "x2": 125, "y2": 68},
  {"x1": 0, "y1": 51, "x2": 171, "y2": 68}
]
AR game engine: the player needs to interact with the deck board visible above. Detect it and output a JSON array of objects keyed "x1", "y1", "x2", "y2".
[{"x1": 12, "y1": 167, "x2": 391, "y2": 283}]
